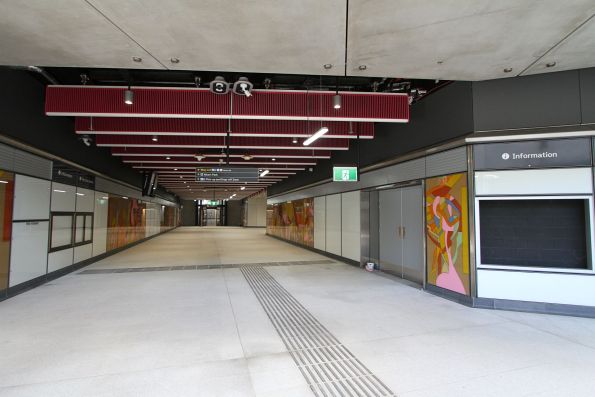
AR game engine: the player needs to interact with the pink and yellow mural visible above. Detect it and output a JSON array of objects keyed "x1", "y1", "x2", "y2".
[
  {"x1": 267, "y1": 198, "x2": 314, "y2": 247},
  {"x1": 426, "y1": 173, "x2": 470, "y2": 295}
]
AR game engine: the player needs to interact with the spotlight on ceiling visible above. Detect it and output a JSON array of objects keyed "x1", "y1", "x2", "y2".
[
  {"x1": 165, "y1": 156, "x2": 171, "y2": 160},
  {"x1": 240, "y1": 186, "x2": 246, "y2": 190},
  {"x1": 260, "y1": 169, "x2": 269, "y2": 177},
  {"x1": 333, "y1": 94, "x2": 342, "y2": 109},
  {"x1": 195, "y1": 154, "x2": 205, "y2": 161},
  {"x1": 292, "y1": 137, "x2": 298, "y2": 144},
  {"x1": 124, "y1": 89, "x2": 133, "y2": 105},
  {"x1": 151, "y1": 135, "x2": 158, "y2": 142},
  {"x1": 174, "y1": 168, "x2": 178, "y2": 171},
  {"x1": 272, "y1": 158, "x2": 276, "y2": 161},
  {"x1": 242, "y1": 154, "x2": 253, "y2": 161},
  {"x1": 303, "y1": 127, "x2": 329, "y2": 146}
]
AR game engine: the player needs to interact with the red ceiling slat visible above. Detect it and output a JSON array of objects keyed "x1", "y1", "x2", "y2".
[
  {"x1": 75, "y1": 117, "x2": 374, "y2": 138},
  {"x1": 96, "y1": 135, "x2": 348, "y2": 150},
  {"x1": 46, "y1": 86, "x2": 408, "y2": 122},
  {"x1": 110, "y1": 147, "x2": 332, "y2": 158},
  {"x1": 46, "y1": 87, "x2": 229, "y2": 117}
]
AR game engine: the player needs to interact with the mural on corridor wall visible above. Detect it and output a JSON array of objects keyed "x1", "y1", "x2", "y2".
[
  {"x1": 426, "y1": 173, "x2": 470, "y2": 295},
  {"x1": 266, "y1": 198, "x2": 314, "y2": 247}
]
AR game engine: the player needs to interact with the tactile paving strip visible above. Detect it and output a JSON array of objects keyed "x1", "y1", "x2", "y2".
[
  {"x1": 241, "y1": 266, "x2": 395, "y2": 397},
  {"x1": 77, "y1": 260, "x2": 335, "y2": 274}
]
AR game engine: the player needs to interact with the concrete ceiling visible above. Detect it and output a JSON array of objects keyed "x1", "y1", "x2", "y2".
[{"x1": 1, "y1": 1, "x2": 594, "y2": 80}]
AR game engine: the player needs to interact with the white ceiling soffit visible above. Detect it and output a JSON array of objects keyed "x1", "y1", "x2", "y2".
[
  {"x1": 0, "y1": 0, "x2": 163, "y2": 69},
  {"x1": 347, "y1": 0, "x2": 595, "y2": 80},
  {"x1": 86, "y1": 0, "x2": 346, "y2": 75}
]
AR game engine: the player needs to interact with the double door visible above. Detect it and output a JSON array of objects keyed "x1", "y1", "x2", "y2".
[{"x1": 379, "y1": 185, "x2": 424, "y2": 284}]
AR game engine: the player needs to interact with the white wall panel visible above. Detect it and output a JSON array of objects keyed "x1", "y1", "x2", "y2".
[
  {"x1": 74, "y1": 244, "x2": 93, "y2": 263},
  {"x1": 92, "y1": 192, "x2": 109, "y2": 257},
  {"x1": 325, "y1": 194, "x2": 342, "y2": 256},
  {"x1": 475, "y1": 168, "x2": 592, "y2": 196},
  {"x1": 9, "y1": 221, "x2": 49, "y2": 286},
  {"x1": 51, "y1": 182, "x2": 76, "y2": 212},
  {"x1": 246, "y1": 197, "x2": 266, "y2": 227},
  {"x1": 478, "y1": 269, "x2": 595, "y2": 307},
  {"x1": 13, "y1": 174, "x2": 50, "y2": 220},
  {"x1": 48, "y1": 248, "x2": 74, "y2": 273},
  {"x1": 314, "y1": 196, "x2": 326, "y2": 251},
  {"x1": 341, "y1": 191, "x2": 361, "y2": 261},
  {"x1": 75, "y1": 187, "x2": 94, "y2": 212}
]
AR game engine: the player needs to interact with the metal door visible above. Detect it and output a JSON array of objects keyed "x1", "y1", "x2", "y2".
[
  {"x1": 401, "y1": 185, "x2": 424, "y2": 284},
  {"x1": 379, "y1": 189, "x2": 403, "y2": 275}
]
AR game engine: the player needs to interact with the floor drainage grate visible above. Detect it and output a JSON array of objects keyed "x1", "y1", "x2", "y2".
[
  {"x1": 241, "y1": 266, "x2": 395, "y2": 397},
  {"x1": 78, "y1": 260, "x2": 335, "y2": 274}
]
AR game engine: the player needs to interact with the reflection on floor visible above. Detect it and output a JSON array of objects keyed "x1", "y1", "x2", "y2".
[{"x1": 0, "y1": 227, "x2": 594, "y2": 396}]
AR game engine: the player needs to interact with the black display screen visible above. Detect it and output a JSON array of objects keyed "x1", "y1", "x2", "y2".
[{"x1": 479, "y1": 199, "x2": 591, "y2": 269}]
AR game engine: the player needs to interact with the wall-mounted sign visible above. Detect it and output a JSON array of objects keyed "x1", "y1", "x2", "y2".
[
  {"x1": 196, "y1": 167, "x2": 259, "y2": 182},
  {"x1": 333, "y1": 166, "x2": 358, "y2": 182},
  {"x1": 52, "y1": 161, "x2": 95, "y2": 189},
  {"x1": 473, "y1": 138, "x2": 592, "y2": 171}
]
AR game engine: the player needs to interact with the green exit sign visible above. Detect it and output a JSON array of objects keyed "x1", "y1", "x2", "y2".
[{"x1": 333, "y1": 166, "x2": 358, "y2": 182}]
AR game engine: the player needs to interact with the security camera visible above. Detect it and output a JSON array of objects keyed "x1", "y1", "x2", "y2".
[
  {"x1": 209, "y1": 76, "x2": 230, "y2": 94},
  {"x1": 81, "y1": 135, "x2": 93, "y2": 147},
  {"x1": 233, "y1": 77, "x2": 253, "y2": 97}
]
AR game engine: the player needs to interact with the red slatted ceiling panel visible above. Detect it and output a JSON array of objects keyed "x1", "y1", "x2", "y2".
[
  {"x1": 76, "y1": 117, "x2": 372, "y2": 137},
  {"x1": 46, "y1": 87, "x2": 229, "y2": 117},
  {"x1": 110, "y1": 147, "x2": 332, "y2": 157},
  {"x1": 96, "y1": 135, "x2": 348, "y2": 149},
  {"x1": 75, "y1": 117, "x2": 228, "y2": 135},
  {"x1": 46, "y1": 86, "x2": 408, "y2": 122},
  {"x1": 234, "y1": 90, "x2": 409, "y2": 121},
  {"x1": 121, "y1": 156, "x2": 316, "y2": 163},
  {"x1": 95, "y1": 135, "x2": 224, "y2": 146}
]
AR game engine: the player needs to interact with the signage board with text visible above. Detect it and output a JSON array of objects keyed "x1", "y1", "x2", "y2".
[
  {"x1": 196, "y1": 167, "x2": 259, "y2": 182},
  {"x1": 473, "y1": 138, "x2": 592, "y2": 171}
]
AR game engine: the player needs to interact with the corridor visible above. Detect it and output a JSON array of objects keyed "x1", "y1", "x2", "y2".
[{"x1": 0, "y1": 227, "x2": 594, "y2": 396}]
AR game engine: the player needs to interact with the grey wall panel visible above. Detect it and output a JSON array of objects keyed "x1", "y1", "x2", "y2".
[
  {"x1": 226, "y1": 200, "x2": 242, "y2": 226},
  {"x1": 473, "y1": 70, "x2": 582, "y2": 131},
  {"x1": 580, "y1": 68, "x2": 595, "y2": 124},
  {"x1": 13, "y1": 150, "x2": 52, "y2": 180},
  {"x1": 95, "y1": 177, "x2": 177, "y2": 206},
  {"x1": 425, "y1": 147, "x2": 467, "y2": 177},
  {"x1": 381, "y1": 158, "x2": 426, "y2": 183},
  {"x1": 180, "y1": 199, "x2": 196, "y2": 226},
  {"x1": 0, "y1": 143, "x2": 14, "y2": 171}
]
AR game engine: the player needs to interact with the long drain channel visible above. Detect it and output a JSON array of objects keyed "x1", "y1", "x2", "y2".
[{"x1": 241, "y1": 266, "x2": 395, "y2": 397}]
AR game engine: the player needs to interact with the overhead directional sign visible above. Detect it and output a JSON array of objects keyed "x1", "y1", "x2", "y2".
[
  {"x1": 196, "y1": 167, "x2": 259, "y2": 182},
  {"x1": 333, "y1": 166, "x2": 358, "y2": 182}
]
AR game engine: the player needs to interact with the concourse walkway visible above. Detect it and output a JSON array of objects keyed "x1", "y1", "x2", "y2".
[{"x1": 0, "y1": 227, "x2": 594, "y2": 396}]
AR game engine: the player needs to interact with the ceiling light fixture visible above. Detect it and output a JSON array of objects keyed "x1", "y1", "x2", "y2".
[
  {"x1": 272, "y1": 158, "x2": 276, "y2": 161},
  {"x1": 240, "y1": 186, "x2": 246, "y2": 190},
  {"x1": 503, "y1": 67, "x2": 513, "y2": 73},
  {"x1": 546, "y1": 61, "x2": 556, "y2": 68},
  {"x1": 333, "y1": 94, "x2": 342, "y2": 109},
  {"x1": 174, "y1": 168, "x2": 178, "y2": 171},
  {"x1": 260, "y1": 169, "x2": 269, "y2": 177},
  {"x1": 195, "y1": 154, "x2": 205, "y2": 161},
  {"x1": 151, "y1": 135, "x2": 158, "y2": 142},
  {"x1": 303, "y1": 127, "x2": 329, "y2": 146},
  {"x1": 242, "y1": 154, "x2": 253, "y2": 160},
  {"x1": 124, "y1": 89, "x2": 134, "y2": 105},
  {"x1": 292, "y1": 137, "x2": 298, "y2": 144}
]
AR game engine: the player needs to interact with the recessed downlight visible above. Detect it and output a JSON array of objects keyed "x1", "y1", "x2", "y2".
[{"x1": 151, "y1": 135, "x2": 158, "y2": 142}]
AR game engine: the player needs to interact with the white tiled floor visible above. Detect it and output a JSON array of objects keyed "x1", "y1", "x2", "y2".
[{"x1": 0, "y1": 227, "x2": 594, "y2": 396}]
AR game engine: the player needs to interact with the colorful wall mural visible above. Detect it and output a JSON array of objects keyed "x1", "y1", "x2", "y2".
[
  {"x1": 426, "y1": 172, "x2": 470, "y2": 295},
  {"x1": 107, "y1": 196, "x2": 179, "y2": 251},
  {"x1": 267, "y1": 198, "x2": 314, "y2": 247}
]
